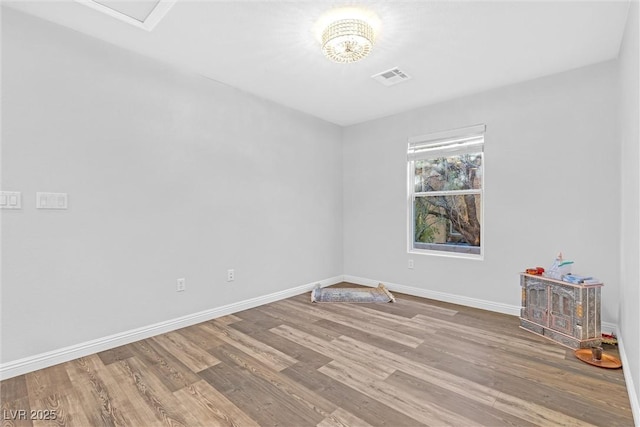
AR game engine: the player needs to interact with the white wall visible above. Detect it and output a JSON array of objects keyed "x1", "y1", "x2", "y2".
[
  {"x1": 619, "y1": 0, "x2": 640, "y2": 417},
  {"x1": 0, "y1": 4, "x2": 634, "y2": 394},
  {"x1": 0, "y1": 8, "x2": 343, "y2": 364},
  {"x1": 343, "y1": 61, "x2": 620, "y2": 324}
]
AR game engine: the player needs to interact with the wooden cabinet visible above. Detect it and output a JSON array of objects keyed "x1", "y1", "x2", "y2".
[{"x1": 519, "y1": 273, "x2": 602, "y2": 349}]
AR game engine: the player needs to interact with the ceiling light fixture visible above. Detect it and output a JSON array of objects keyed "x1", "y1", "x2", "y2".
[{"x1": 321, "y1": 18, "x2": 375, "y2": 63}]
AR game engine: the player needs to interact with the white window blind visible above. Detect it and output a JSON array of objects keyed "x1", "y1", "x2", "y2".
[{"x1": 407, "y1": 124, "x2": 485, "y2": 160}]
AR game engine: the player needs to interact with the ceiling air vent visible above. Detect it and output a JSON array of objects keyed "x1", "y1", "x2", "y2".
[{"x1": 371, "y1": 67, "x2": 412, "y2": 87}]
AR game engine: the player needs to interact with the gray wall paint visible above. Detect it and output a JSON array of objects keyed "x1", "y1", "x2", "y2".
[
  {"x1": 342, "y1": 61, "x2": 621, "y2": 325},
  {"x1": 619, "y1": 0, "x2": 640, "y2": 408},
  {"x1": 1, "y1": 8, "x2": 343, "y2": 363}
]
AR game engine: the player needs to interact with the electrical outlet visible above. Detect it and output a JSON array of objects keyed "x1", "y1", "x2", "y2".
[
  {"x1": 177, "y1": 278, "x2": 186, "y2": 292},
  {"x1": 227, "y1": 269, "x2": 235, "y2": 282},
  {"x1": 408, "y1": 259, "x2": 414, "y2": 269}
]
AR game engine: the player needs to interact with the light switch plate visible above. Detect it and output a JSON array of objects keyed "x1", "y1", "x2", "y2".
[
  {"x1": 0, "y1": 191, "x2": 22, "y2": 209},
  {"x1": 36, "y1": 192, "x2": 68, "y2": 209}
]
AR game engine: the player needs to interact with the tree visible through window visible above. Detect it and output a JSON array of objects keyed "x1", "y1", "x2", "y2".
[{"x1": 408, "y1": 125, "x2": 484, "y2": 258}]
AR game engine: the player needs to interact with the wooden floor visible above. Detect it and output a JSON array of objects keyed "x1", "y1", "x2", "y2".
[{"x1": 1, "y1": 283, "x2": 634, "y2": 426}]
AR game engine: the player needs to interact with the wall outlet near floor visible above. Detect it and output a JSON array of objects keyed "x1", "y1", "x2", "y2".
[
  {"x1": 408, "y1": 259, "x2": 414, "y2": 269},
  {"x1": 227, "y1": 269, "x2": 235, "y2": 282},
  {"x1": 176, "y1": 278, "x2": 186, "y2": 292}
]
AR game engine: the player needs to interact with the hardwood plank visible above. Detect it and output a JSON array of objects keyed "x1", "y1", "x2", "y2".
[
  {"x1": 392, "y1": 292, "x2": 464, "y2": 313},
  {"x1": 200, "y1": 321, "x2": 298, "y2": 372},
  {"x1": 246, "y1": 329, "x2": 333, "y2": 368},
  {"x1": 0, "y1": 383, "x2": 34, "y2": 427},
  {"x1": 281, "y1": 362, "x2": 422, "y2": 427},
  {"x1": 311, "y1": 302, "x2": 435, "y2": 339},
  {"x1": 100, "y1": 360, "x2": 168, "y2": 427},
  {"x1": 384, "y1": 370, "x2": 537, "y2": 427},
  {"x1": 97, "y1": 346, "x2": 134, "y2": 366},
  {"x1": 226, "y1": 318, "x2": 283, "y2": 337},
  {"x1": 1, "y1": 396, "x2": 33, "y2": 427},
  {"x1": 63, "y1": 355, "x2": 129, "y2": 427},
  {"x1": 319, "y1": 360, "x2": 482, "y2": 426},
  {"x1": 442, "y1": 310, "x2": 526, "y2": 337},
  {"x1": 151, "y1": 331, "x2": 221, "y2": 373},
  {"x1": 25, "y1": 364, "x2": 71, "y2": 403},
  {"x1": 352, "y1": 292, "x2": 457, "y2": 319},
  {"x1": 256, "y1": 303, "x2": 338, "y2": 341},
  {"x1": 175, "y1": 324, "x2": 226, "y2": 350},
  {"x1": 229, "y1": 309, "x2": 289, "y2": 334},
  {"x1": 313, "y1": 319, "x2": 421, "y2": 356},
  {"x1": 128, "y1": 339, "x2": 200, "y2": 392},
  {"x1": 31, "y1": 393, "x2": 93, "y2": 427},
  {"x1": 208, "y1": 343, "x2": 337, "y2": 419},
  {"x1": 173, "y1": 380, "x2": 260, "y2": 427},
  {"x1": 0, "y1": 375, "x2": 28, "y2": 402},
  {"x1": 277, "y1": 299, "x2": 424, "y2": 348},
  {"x1": 252, "y1": 304, "x2": 343, "y2": 341},
  {"x1": 264, "y1": 301, "x2": 328, "y2": 324},
  {"x1": 411, "y1": 313, "x2": 567, "y2": 359},
  {"x1": 316, "y1": 407, "x2": 373, "y2": 427},
  {"x1": 338, "y1": 298, "x2": 422, "y2": 318},
  {"x1": 108, "y1": 357, "x2": 190, "y2": 426},
  {"x1": 214, "y1": 314, "x2": 243, "y2": 326},
  {"x1": 199, "y1": 362, "x2": 325, "y2": 426},
  {"x1": 268, "y1": 324, "x2": 396, "y2": 379}
]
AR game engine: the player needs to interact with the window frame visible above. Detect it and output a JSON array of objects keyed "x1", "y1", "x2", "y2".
[{"x1": 407, "y1": 125, "x2": 485, "y2": 260}]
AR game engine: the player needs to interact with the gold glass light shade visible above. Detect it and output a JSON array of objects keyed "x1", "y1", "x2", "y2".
[{"x1": 321, "y1": 19, "x2": 374, "y2": 63}]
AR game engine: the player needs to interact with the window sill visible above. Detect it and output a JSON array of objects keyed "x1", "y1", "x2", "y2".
[{"x1": 409, "y1": 243, "x2": 483, "y2": 260}]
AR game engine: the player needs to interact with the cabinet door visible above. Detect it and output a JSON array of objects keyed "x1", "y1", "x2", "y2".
[
  {"x1": 549, "y1": 284, "x2": 574, "y2": 335},
  {"x1": 525, "y1": 283, "x2": 548, "y2": 326}
]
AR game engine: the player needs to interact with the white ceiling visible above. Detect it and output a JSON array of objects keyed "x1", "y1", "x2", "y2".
[{"x1": 4, "y1": 1, "x2": 632, "y2": 126}]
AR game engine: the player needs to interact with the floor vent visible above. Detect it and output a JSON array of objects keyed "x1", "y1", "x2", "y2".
[{"x1": 371, "y1": 67, "x2": 412, "y2": 86}]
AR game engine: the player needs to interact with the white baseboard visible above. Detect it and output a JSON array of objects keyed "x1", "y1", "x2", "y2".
[
  {"x1": 343, "y1": 275, "x2": 521, "y2": 316},
  {"x1": 0, "y1": 275, "x2": 343, "y2": 380},
  {"x1": 617, "y1": 331, "x2": 640, "y2": 426},
  {"x1": 601, "y1": 322, "x2": 618, "y2": 335}
]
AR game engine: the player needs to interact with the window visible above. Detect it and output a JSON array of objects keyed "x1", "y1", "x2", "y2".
[{"x1": 407, "y1": 124, "x2": 485, "y2": 258}]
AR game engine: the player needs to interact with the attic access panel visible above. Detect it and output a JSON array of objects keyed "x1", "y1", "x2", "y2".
[{"x1": 76, "y1": 0, "x2": 176, "y2": 31}]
